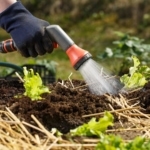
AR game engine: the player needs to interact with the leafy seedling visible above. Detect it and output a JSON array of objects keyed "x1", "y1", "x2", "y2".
[
  {"x1": 22, "y1": 67, "x2": 50, "y2": 100},
  {"x1": 120, "y1": 56, "x2": 150, "y2": 89},
  {"x1": 50, "y1": 112, "x2": 150, "y2": 150},
  {"x1": 96, "y1": 134, "x2": 150, "y2": 150},
  {"x1": 70, "y1": 111, "x2": 114, "y2": 137}
]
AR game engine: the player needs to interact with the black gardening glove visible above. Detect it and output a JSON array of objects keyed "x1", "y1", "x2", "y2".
[{"x1": 0, "y1": 1, "x2": 54, "y2": 57}]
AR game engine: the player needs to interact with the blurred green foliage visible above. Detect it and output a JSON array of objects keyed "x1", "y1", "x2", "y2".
[{"x1": 98, "y1": 32, "x2": 150, "y2": 75}]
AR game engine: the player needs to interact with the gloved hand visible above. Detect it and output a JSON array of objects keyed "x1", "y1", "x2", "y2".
[{"x1": 0, "y1": 1, "x2": 54, "y2": 57}]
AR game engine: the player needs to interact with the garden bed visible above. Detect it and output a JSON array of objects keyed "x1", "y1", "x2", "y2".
[{"x1": 0, "y1": 79, "x2": 150, "y2": 149}]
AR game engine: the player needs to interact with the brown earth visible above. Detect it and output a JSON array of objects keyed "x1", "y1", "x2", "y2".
[{"x1": 0, "y1": 79, "x2": 149, "y2": 140}]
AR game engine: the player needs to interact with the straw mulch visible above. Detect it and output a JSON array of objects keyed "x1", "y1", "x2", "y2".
[{"x1": 0, "y1": 91, "x2": 150, "y2": 150}]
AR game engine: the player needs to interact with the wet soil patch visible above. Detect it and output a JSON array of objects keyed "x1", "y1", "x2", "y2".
[{"x1": 0, "y1": 79, "x2": 149, "y2": 139}]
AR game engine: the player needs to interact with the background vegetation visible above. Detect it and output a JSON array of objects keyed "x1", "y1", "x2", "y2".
[{"x1": 1, "y1": 0, "x2": 150, "y2": 79}]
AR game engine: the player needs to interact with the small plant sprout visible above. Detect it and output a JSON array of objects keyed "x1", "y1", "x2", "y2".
[
  {"x1": 120, "y1": 56, "x2": 150, "y2": 90},
  {"x1": 70, "y1": 111, "x2": 114, "y2": 137},
  {"x1": 17, "y1": 67, "x2": 50, "y2": 101}
]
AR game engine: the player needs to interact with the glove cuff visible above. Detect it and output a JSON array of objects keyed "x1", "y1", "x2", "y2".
[{"x1": 0, "y1": 1, "x2": 31, "y2": 33}]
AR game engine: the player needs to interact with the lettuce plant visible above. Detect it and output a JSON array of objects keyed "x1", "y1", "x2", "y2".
[
  {"x1": 120, "y1": 56, "x2": 150, "y2": 89},
  {"x1": 23, "y1": 67, "x2": 50, "y2": 100},
  {"x1": 70, "y1": 112, "x2": 114, "y2": 137}
]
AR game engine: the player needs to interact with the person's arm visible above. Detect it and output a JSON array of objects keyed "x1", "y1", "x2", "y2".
[
  {"x1": 0, "y1": 1, "x2": 54, "y2": 57},
  {"x1": 0, "y1": 0, "x2": 17, "y2": 13}
]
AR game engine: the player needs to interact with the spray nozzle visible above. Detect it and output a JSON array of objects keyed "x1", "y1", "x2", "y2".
[
  {"x1": 46, "y1": 25, "x2": 92, "y2": 70},
  {"x1": 66, "y1": 44, "x2": 92, "y2": 70}
]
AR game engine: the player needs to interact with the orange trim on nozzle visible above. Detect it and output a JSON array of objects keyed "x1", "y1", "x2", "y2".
[
  {"x1": 66, "y1": 44, "x2": 91, "y2": 69},
  {"x1": 53, "y1": 42, "x2": 58, "y2": 48}
]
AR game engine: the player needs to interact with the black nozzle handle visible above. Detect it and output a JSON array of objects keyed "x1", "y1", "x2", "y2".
[
  {"x1": 0, "y1": 39, "x2": 17, "y2": 53},
  {"x1": 46, "y1": 25, "x2": 74, "y2": 51},
  {"x1": 0, "y1": 25, "x2": 73, "y2": 53},
  {"x1": 0, "y1": 38, "x2": 58, "y2": 54}
]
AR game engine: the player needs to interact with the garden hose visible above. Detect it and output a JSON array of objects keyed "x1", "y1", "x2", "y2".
[{"x1": 0, "y1": 61, "x2": 23, "y2": 74}]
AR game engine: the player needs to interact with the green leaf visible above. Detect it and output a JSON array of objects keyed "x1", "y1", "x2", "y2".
[
  {"x1": 121, "y1": 73, "x2": 147, "y2": 89},
  {"x1": 120, "y1": 56, "x2": 149, "y2": 89},
  {"x1": 138, "y1": 65, "x2": 150, "y2": 78},
  {"x1": 70, "y1": 112, "x2": 114, "y2": 137},
  {"x1": 129, "y1": 56, "x2": 140, "y2": 76},
  {"x1": 125, "y1": 137, "x2": 147, "y2": 150},
  {"x1": 105, "y1": 47, "x2": 113, "y2": 57},
  {"x1": 96, "y1": 135, "x2": 150, "y2": 150},
  {"x1": 125, "y1": 40, "x2": 134, "y2": 47},
  {"x1": 23, "y1": 67, "x2": 50, "y2": 100},
  {"x1": 96, "y1": 134, "x2": 125, "y2": 150}
]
